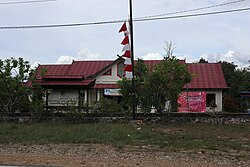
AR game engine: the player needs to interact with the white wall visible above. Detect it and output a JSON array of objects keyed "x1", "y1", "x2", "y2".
[
  {"x1": 95, "y1": 63, "x2": 122, "y2": 85},
  {"x1": 48, "y1": 89, "x2": 79, "y2": 107}
]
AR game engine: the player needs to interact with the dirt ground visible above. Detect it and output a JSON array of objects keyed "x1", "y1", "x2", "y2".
[{"x1": 0, "y1": 144, "x2": 249, "y2": 167}]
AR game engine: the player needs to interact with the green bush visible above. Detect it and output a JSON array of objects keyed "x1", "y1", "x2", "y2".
[
  {"x1": 223, "y1": 94, "x2": 240, "y2": 112},
  {"x1": 92, "y1": 98, "x2": 124, "y2": 113}
]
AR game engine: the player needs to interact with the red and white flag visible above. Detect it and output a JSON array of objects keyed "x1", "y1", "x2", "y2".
[
  {"x1": 119, "y1": 22, "x2": 133, "y2": 79},
  {"x1": 119, "y1": 22, "x2": 127, "y2": 33}
]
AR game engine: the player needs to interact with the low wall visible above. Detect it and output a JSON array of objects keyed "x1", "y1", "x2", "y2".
[{"x1": 0, "y1": 113, "x2": 250, "y2": 124}]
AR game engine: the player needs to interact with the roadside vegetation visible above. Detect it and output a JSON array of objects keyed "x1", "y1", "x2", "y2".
[{"x1": 0, "y1": 122, "x2": 249, "y2": 156}]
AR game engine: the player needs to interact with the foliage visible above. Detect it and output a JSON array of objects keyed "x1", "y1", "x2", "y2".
[
  {"x1": 118, "y1": 58, "x2": 151, "y2": 112},
  {"x1": 92, "y1": 98, "x2": 124, "y2": 113},
  {"x1": 223, "y1": 94, "x2": 240, "y2": 112},
  {"x1": 118, "y1": 42, "x2": 191, "y2": 113},
  {"x1": 219, "y1": 61, "x2": 250, "y2": 111},
  {"x1": 198, "y1": 57, "x2": 209, "y2": 63},
  {"x1": 0, "y1": 57, "x2": 46, "y2": 115},
  {"x1": 149, "y1": 56, "x2": 191, "y2": 112},
  {"x1": 0, "y1": 57, "x2": 32, "y2": 114}
]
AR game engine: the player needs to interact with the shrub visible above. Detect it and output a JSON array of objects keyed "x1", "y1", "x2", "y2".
[
  {"x1": 92, "y1": 98, "x2": 124, "y2": 113},
  {"x1": 223, "y1": 94, "x2": 240, "y2": 112}
]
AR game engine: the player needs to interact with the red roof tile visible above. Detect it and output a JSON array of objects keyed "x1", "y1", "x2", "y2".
[
  {"x1": 42, "y1": 75, "x2": 84, "y2": 79},
  {"x1": 33, "y1": 59, "x2": 227, "y2": 89},
  {"x1": 66, "y1": 61, "x2": 113, "y2": 77},
  {"x1": 185, "y1": 63, "x2": 228, "y2": 89},
  {"x1": 35, "y1": 65, "x2": 71, "y2": 79}
]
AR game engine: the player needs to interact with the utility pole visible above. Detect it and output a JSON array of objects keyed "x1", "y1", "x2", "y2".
[{"x1": 129, "y1": 0, "x2": 136, "y2": 120}]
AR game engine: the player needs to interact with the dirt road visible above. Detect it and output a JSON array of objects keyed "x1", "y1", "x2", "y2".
[{"x1": 0, "y1": 144, "x2": 249, "y2": 167}]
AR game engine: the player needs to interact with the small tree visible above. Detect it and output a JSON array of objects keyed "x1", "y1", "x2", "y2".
[
  {"x1": 0, "y1": 57, "x2": 46, "y2": 115},
  {"x1": 118, "y1": 58, "x2": 150, "y2": 112},
  {"x1": 148, "y1": 56, "x2": 191, "y2": 112},
  {"x1": 198, "y1": 57, "x2": 209, "y2": 63},
  {"x1": 0, "y1": 57, "x2": 32, "y2": 114},
  {"x1": 118, "y1": 42, "x2": 191, "y2": 113},
  {"x1": 219, "y1": 61, "x2": 250, "y2": 111}
]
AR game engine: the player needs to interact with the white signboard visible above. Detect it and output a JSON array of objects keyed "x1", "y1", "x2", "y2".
[{"x1": 104, "y1": 89, "x2": 121, "y2": 96}]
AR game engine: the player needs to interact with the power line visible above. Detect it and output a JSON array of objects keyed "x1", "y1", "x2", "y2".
[
  {"x1": 0, "y1": 7, "x2": 250, "y2": 29},
  {"x1": 134, "y1": 7, "x2": 250, "y2": 22},
  {"x1": 0, "y1": 0, "x2": 57, "y2": 5},
  {"x1": 134, "y1": 0, "x2": 248, "y2": 20}
]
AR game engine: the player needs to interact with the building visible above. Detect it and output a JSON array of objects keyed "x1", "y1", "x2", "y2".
[{"x1": 31, "y1": 57, "x2": 228, "y2": 112}]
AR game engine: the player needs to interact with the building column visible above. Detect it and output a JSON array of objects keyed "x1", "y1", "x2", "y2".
[
  {"x1": 97, "y1": 89, "x2": 101, "y2": 101},
  {"x1": 84, "y1": 90, "x2": 88, "y2": 104}
]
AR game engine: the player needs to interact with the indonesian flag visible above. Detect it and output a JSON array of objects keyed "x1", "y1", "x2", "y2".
[
  {"x1": 125, "y1": 71, "x2": 133, "y2": 79},
  {"x1": 121, "y1": 36, "x2": 129, "y2": 45},
  {"x1": 122, "y1": 44, "x2": 130, "y2": 52},
  {"x1": 125, "y1": 64, "x2": 132, "y2": 72},
  {"x1": 119, "y1": 22, "x2": 127, "y2": 33},
  {"x1": 119, "y1": 22, "x2": 133, "y2": 79},
  {"x1": 124, "y1": 58, "x2": 132, "y2": 65},
  {"x1": 122, "y1": 50, "x2": 131, "y2": 58}
]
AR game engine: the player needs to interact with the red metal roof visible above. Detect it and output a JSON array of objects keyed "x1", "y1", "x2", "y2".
[
  {"x1": 184, "y1": 63, "x2": 228, "y2": 89},
  {"x1": 34, "y1": 65, "x2": 72, "y2": 79},
  {"x1": 66, "y1": 61, "x2": 113, "y2": 77},
  {"x1": 33, "y1": 59, "x2": 227, "y2": 89},
  {"x1": 42, "y1": 75, "x2": 84, "y2": 79}
]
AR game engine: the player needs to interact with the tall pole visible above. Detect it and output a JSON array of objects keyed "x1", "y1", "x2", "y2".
[{"x1": 129, "y1": 0, "x2": 136, "y2": 120}]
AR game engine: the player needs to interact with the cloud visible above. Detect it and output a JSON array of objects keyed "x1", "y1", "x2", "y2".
[
  {"x1": 56, "y1": 55, "x2": 74, "y2": 64},
  {"x1": 30, "y1": 62, "x2": 40, "y2": 69},
  {"x1": 201, "y1": 50, "x2": 250, "y2": 68},
  {"x1": 77, "y1": 48, "x2": 101, "y2": 60},
  {"x1": 141, "y1": 52, "x2": 163, "y2": 60},
  {"x1": 176, "y1": 54, "x2": 197, "y2": 63},
  {"x1": 56, "y1": 48, "x2": 103, "y2": 64}
]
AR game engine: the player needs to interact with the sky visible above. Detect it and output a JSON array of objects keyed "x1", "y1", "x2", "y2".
[{"x1": 0, "y1": 0, "x2": 250, "y2": 68}]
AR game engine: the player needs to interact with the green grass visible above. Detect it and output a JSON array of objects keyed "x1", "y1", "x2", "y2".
[{"x1": 0, "y1": 122, "x2": 249, "y2": 154}]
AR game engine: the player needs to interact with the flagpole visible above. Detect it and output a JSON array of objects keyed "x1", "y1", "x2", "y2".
[{"x1": 129, "y1": 0, "x2": 136, "y2": 120}]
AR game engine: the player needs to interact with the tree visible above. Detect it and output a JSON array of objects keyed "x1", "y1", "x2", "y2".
[
  {"x1": 118, "y1": 42, "x2": 191, "y2": 113},
  {"x1": 219, "y1": 61, "x2": 250, "y2": 111},
  {"x1": 0, "y1": 57, "x2": 45, "y2": 115},
  {"x1": 198, "y1": 57, "x2": 209, "y2": 63},
  {"x1": 117, "y1": 58, "x2": 150, "y2": 112},
  {"x1": 148, "y1": 56, "x2": 191, "y2": 112},
  {"x1": 0, "y1": 57, "x2": 32, "y2": 114}
]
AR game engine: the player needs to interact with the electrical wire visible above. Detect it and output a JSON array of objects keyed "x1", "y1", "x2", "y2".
[
  {"x1": 134, "y1": 0, "x2": 248, "y2": 20},
  {"x1": 134, "y1": 7, "x2": 250, "y2": 22},
  {"x1": 0, "y1": 7, "x2": 250, "y2": 29},
  {"x1": 0, "y1": 0, "x2": 57, "y2": 5}
]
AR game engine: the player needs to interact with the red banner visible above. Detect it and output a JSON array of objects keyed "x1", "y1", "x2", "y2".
[{"x1": 178, "y1": 92, "x2": 206, "y2": 113}]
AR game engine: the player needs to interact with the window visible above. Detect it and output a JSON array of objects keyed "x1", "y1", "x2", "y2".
[
  {"x1": 117, "y1": 62, "x2": 125, "y2": 78},
  {"x1": 206, "y1": 94, "x2": 216, "y2": 107}
]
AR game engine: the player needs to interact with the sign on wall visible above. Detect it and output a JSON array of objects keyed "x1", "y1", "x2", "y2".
[
  {"x1": 104, "y1": 89, "x2": 121, "y2": 96},
  {"x1": 178, "y1": 92, "x2": 206, "y2": 113}
]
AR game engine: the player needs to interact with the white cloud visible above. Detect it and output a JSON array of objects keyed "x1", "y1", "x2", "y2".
[
  {"x1": 77, "y1": 48, "x2": 101, "y2": 60},
  {"x1": 201, "y1": 50, "x2": 250, "y2": 68},
  {"x1": 56, "y1": 55, "x2": 74, "y2": 64},
  {"x1": 30, "y1": 62, "x2": 40, "y2": 69},
  {"x1": 176, "y1": 54, "x2": 197, "y2": 63},
  {"x1": 141, "y1": 52, "x2": 163, "y2": 60},
  {"x1": 56, "y1": 48, "x2": 103, "y2": 64}
]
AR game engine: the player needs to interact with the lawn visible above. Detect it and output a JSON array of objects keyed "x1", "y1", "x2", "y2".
[{"x1": 0, "y1": 122, "x2": 249, "y2": 154}]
